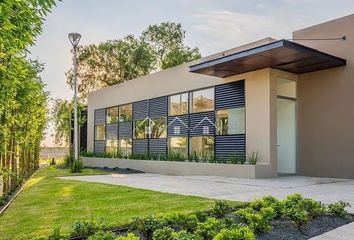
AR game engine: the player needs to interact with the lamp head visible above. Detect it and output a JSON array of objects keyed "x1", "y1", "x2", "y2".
[{"x1": 68, "y1": 32, "x2": 81, "y2": 48}]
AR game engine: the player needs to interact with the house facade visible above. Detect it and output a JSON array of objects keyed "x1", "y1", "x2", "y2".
[{"x1": 86, "y1": 14, "x2": 354, "y2": 179}]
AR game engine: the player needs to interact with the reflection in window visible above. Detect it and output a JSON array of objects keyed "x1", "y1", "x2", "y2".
[
  {"x1": 119, "y1": 104, "x2": 132, "y2": 122},
  {"x1": 95, "y1": 125, "x2": 105, "y2": 140},
  {"x1": 106, "y1": 140, "x2": 118, "y2": 153},
  {"x1": 134, "y1": 119, "x2": 149, "y2": 139},
  {"x1": 119, "y1": 138, "x2": 132, "y2": 156},
  {"x1": 169, "y1": 93, "x2": 188, "y2": 115},
  {"x1": 106, "y1": 107, "x2": 118, "y2": 124},
  {"x1": 150, "y1": 117, "x2": 167, "y2": 139},
  {"x1": 192, "y1": 88, "x2": 214, "y2": 113},
  {"x1": 216, "y1": 108, "x2": 245, "y2": 135},
  {"x1": 168, "y1": 137, "x2": 188, "y2": 155},
  {"x1": 190, "y1": 136, "x2": 214, "y2": 159}
]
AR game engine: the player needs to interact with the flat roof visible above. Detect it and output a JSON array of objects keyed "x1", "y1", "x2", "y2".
[{"x1": 190, "y1": 40, "x2": 346, "y2": 77}]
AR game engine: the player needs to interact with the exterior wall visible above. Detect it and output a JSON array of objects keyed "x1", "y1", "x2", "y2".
[{"x1": 293, "y1": 14, "x2": 354, "y2": 178}]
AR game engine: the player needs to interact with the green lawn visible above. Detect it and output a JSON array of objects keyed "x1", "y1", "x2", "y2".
[{"x1": 0, "y1": 166, "x2": 213, "y2": 240}]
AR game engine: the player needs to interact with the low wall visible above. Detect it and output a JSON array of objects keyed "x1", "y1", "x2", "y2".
[{"x1": 82, "y1": 157, "x2": 276, "y2": 179}]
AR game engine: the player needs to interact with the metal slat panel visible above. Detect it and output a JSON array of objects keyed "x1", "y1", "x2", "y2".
[
  {"x1": 94, "y1": 141, "x2": 105, "y2": 153},
  {"x1": 149, "y1": 96, "x2": 168, "y2": 118},
  {"x1": 168, "y1": 115, "x2": 189, "y2": 136},
  {"x1": 105, "y1": 123, "x2": 118, "y2": 140},
  {"x1": 133, "y1": 139, "x2": 148, "y2": 154},
  {"x1": 189, "y1": 111, "x2": 215, "y2": 136},
  {"x1": 215, "y1": 135, "x2": 246, "y2": 158},
  {"x1": 94, "y1": 109, "x2": 106, "y2": 125},
  {"x1": 133, "y1": 100, "x2": 148, "y2": 120},
  {"x1": 119, "y1": 122, "x2": 132, "y2": 137},
  {"x1": 149, "y1": 139, "x2": 167, "y2": 155},
  {"x1": 215, "y1": 81, "x2": 245, "y2": 109}
]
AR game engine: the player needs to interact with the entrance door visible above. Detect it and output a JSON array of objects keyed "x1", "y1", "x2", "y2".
[{"x1": 277, "y1": 98, "x2": 296, "y2": 174}]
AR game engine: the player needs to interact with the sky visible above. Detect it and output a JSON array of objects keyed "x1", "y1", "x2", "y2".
[{"x1": 30, "y1": 0, "x2": 354, "y2": 147}]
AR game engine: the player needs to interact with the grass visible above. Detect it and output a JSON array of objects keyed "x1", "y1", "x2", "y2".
[{"x1": 0, "y1": 166, "x2": 213, "y2": 240}]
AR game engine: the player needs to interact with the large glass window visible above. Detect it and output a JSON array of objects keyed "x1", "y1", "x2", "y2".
[
  {"x1": 106, "y1": 107, "x2": 118, "y2": 124},
  {"x1": 95, "y1": 125, "x2": 105, "y2": 140},
  {"x1": 119, "y1": 104, "x2": 133, "y2": 122},
  {"x1": 150, "y1": 117, "x2": 167, "y2": 139},
  {"x1": 168, "y1": 137, "x2": 188, "y2": 155},
  {"x1": 216, "y1": 107, "x2": 245, "y2": 135},
  {"x1": 134, "y1": 119, "x2": 149, "y2": 139},
  {"x1": 190, "y1": 136, "x2": 214, "y2": 159},
  {"x1": 192, "y1": 88, "x2": 214, "y2": 113},
  {"x1": 169, "y1": 93, "x2": 188, "y2": 115},
  {"x1": 119, "y1": 138, "x2": 132, "y2": 156},
  {"x1": 106, "y1": 140, "x2": 118, "y2": 153}
]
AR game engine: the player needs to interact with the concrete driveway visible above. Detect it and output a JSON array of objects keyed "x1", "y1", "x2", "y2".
[{"x1": 60, "y1": 173, "x2": 354, "y2": 213}]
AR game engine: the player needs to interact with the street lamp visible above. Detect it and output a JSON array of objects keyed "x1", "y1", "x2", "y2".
[{"x1": 68, "y1": 32, "x2": 81, "y2": 162}]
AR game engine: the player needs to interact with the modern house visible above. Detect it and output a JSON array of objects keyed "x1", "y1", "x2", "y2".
[{"x1": 85, "y1": 14, "x2": 354, "y2": 179}]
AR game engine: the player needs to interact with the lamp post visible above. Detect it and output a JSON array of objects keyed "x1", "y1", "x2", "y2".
[{"x1": 68, "y1": 32, "x2": 81, "y2": 162}]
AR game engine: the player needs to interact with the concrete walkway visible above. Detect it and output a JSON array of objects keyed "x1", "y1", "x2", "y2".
[
  {"x1": 59, "y1": 173, "x2": 354, "y2": 213},
  {"x1": 310, "y1": 222, "x2": 354, "y2": 240}
]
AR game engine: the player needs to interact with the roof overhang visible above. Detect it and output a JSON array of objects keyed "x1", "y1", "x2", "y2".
[{"x1": 190, "y1": 40, "x2": 346, "y2": 78}]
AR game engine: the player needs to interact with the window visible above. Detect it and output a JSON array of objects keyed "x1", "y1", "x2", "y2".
[
  {"x1": 168, "y1": 137, "x2": 188, "y2": 155},
  {"x1": 119, "y1": 104, "x2": 132, "y2": 122},
  {"x1": 190, "y1": 136, "x2": 214, "y2": 158},
  {"x1": 134, "y1": 119, "x2": 149, "y2": 139},
  {"x1": 106, "y1": 107, "x2": 118, "y2": 124},
  {"x1": 169, "y1": 93, "x2": 188, "y2": 115},
  {"x1": 216, "y1": 107, "x2": 245, "y2": 135},
  {"x1": 106, "y1": 140, "x2": 118, "y2": 153},
  {"x1": 119, "y1": 138, "x2": 132, "y2": 156},
  {"x1": 192, "y1": 88, "x2": 214, "y2": 113},
  {"x1": 95, "y1": 125, "x2": 105, "y2": 140},
  {"x1": 150, "y1": 117, "x2": 167, "y2": 139}
]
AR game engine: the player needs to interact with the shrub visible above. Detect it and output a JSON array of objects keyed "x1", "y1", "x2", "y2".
[
  {"x1": 64, "y1": 154, "x2": 74, "y2": 167},
  {"x1": 327, "y1": 201, "x2": 351, "y2": 217},
  {"x1": 152, "y1": 226, "x2": 175, "y2": 240},
  {"x1": 246, "y1": 151, "x2": 262, "y2": 165},
  {"x1": 211, "y1": 201, "x2": 233, "y2": 219},
  {"x1": 87, "y1": 231, "x2": 116, "y2": 240},
  {"x1": 195, "y1": 210, "x2": 209, "y2": 222},
  {"x1": 71, "y1": 159, "x2": 84, "y2": 173},
  {"x1": 46, "y1": 227, "x2": 67, "y2": 240},
  {"x1": 116, "y1": 233, "x2": 140, "y2": 240},
  {"x1": 235, "y1": 207, "x2": 274, "y2": 233},
  {"x1": 174, "y1": 230, "x2": 201, "y2": 240},
  {"x1": 130, "y1": 216, "x2": 166, "y2": 239},
  {"x1": 229, "y1": 154, "x2": 246, "y2": 164},
  {"x1": 249, "y1": 196, "x2": 283, "y2": 219},
  {"x1": 71, "y1": 217, "x2": 107, "y2": 237},
  {"x1": 284, "y1": 207, "x2": 309, "y2": 228},
  {"x1": 213, "y1": 226, "x2": 255, "y2": 240},
  {"x1": 195, "y1": 218, "x2": 225, "y2": 240},
  {"x1": 164, "y1": 213, "x2": 199, "y2": 232},
  {"x1": 302, "y1": 198, "x2": 326, "y2": 218}
]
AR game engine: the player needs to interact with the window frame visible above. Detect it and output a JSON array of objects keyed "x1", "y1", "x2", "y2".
[{"x1": 216, "y1": 107, "x2": 246, "y2": 136}]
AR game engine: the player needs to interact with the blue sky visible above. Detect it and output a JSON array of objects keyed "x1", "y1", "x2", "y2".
[{"x1": 31, "y1": 0, "x2": 354, "y2": 146}]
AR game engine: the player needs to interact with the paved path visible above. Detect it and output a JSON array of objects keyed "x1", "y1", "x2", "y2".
[
  {"x1": 59, "y1": 173, "x2": 354, "y2": 213},
  {"x1": 310, "y1": 222, "x2": 354, "y2": 240}
]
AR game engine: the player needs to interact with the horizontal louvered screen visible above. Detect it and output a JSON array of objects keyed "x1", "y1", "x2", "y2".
[
  {"x1": 119, "y1": 122, "x2": 132, "y2": 137},
  {"x1": 133, "y1": 139, "x2": 148, "y2": 154},
  {"x1": 94, "y1": 141, "x2": 105, "y2": 153},
  {"x1": 94, "y1": 109, "x2": 106, "y2": 125},
  {"x1": 133, "y1": 100, "x2": 148, "y2": 120},
  {"x1": 168, "y1": 115, "x2": 189, "y2": 136},
  {"x1": 149, "y1": 96, "x2": 167, "y2": 117},
  {"x1": 215, "y1": 81, "x2": 245, "y2": 109},
  {"x1": 189, "y1": 111, "x2": 215, "y2": 136},
  {"x1": 215, "y1": 134, "x2": 246, "y2": 159},
  {"x1": 149, "y1": 139, "x2": 167, "y2": 155},
  {"x1": 106, "y1": 124, "x2": 118, "y2": 140}
]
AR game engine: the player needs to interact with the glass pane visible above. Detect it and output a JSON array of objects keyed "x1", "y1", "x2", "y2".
[
  {"x1": 119, "y1": 104, "x2": 132, "y2": 122},
  {"x1": 134, "y1": 119, "x2": 149, "y2": 139},
  {"x1": 192, "y1": 88, "x2": 214, "y2": 113},
  {"x1": 216, "y1": 108, "x2": 245, "y2": 135},
  {"x1": 150, "y1": 117, "x2": 167, "y2": 139},
  {"x1": 190, "y1": 136, "x2": 214, "y2": 159},
  {"x1": 169, "y1": 94, "x2": 181, "y2": 116},
  {"x1": 106, "y1": 140, "x2": 118, "y2": 153},
  {"x1": 106, "y1": 107, "x2": 118, "y2": 124},
  {"x1": 119, "y1": 139, "x2": 132, "y2": 156},
  {"x1": 95, "y1": 125, "x2": 105, "y2": 140},
  {"x1": 181, "y1": 93, "x2": 189, "y2": 114},
  {"x1": 277, "y1": 78, "x2": 296, "y2": 98},
  {"x1": 168, "y1": 137, "x2": 188, "y2": 155}
]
